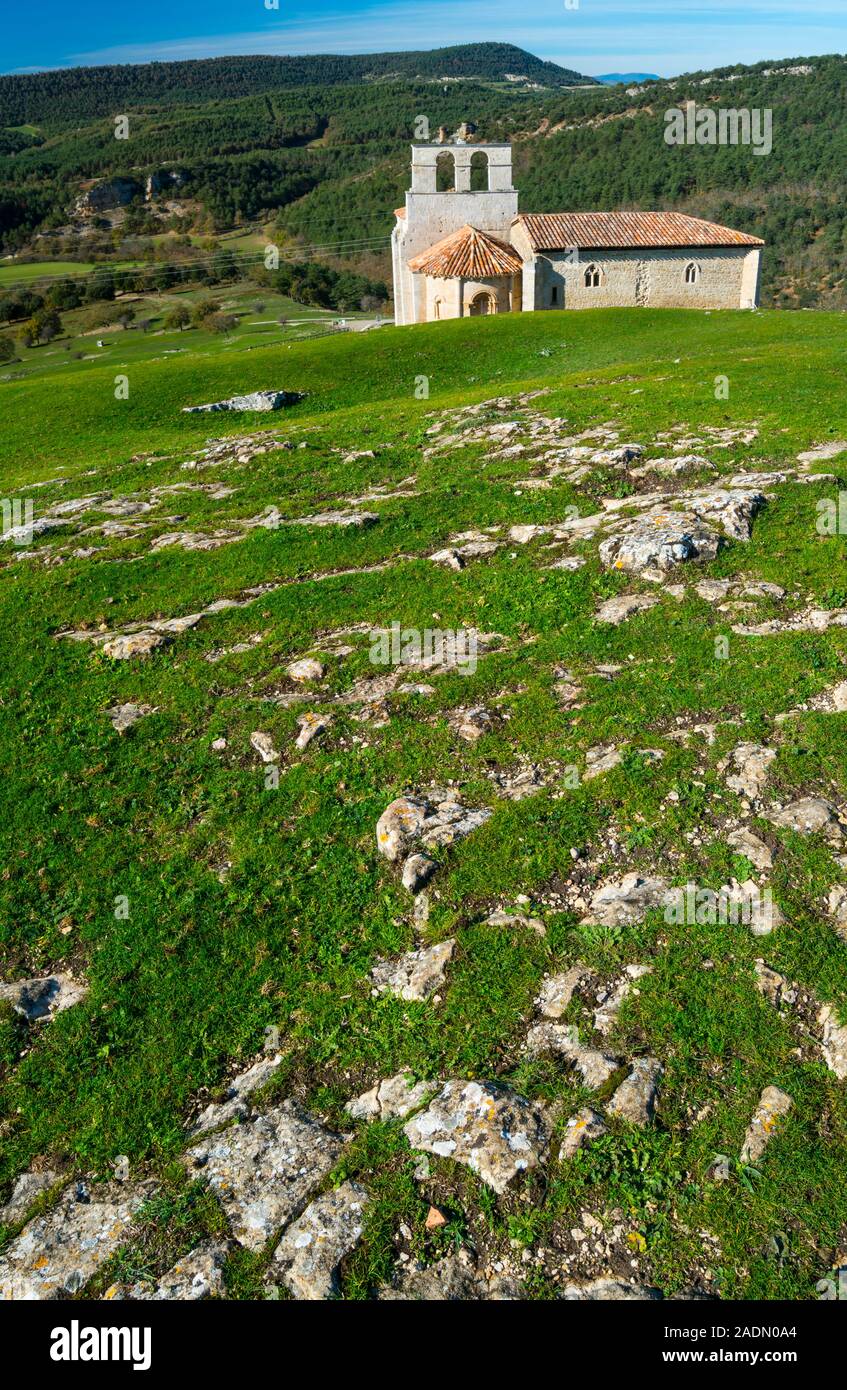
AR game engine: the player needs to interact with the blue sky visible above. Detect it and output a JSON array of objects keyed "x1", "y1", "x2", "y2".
[{"x1": 4, "y1": 0, "x2": 845, "y2": 77}]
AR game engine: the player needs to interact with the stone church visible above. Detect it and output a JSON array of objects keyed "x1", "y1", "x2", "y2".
[{"x1": 391, "y1": 140, "x2": 763, "y2": 324}]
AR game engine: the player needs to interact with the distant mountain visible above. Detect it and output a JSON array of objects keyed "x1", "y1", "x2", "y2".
[
  {"x1": 0, "y1": 45, "x2": 597, "y2": 125},
  {"x1": 595, "y1": 72, "x2": 661, "y2": 85}
]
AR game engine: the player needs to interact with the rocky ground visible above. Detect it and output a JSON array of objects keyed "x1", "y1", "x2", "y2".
[{"x1": 2, "y1": 332, "x2": 847, "y2": 1301}]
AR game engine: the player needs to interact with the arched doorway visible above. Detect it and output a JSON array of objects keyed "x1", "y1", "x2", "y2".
[{"x1": 468, "y1": 292, "x2": 495, "y2": 316}]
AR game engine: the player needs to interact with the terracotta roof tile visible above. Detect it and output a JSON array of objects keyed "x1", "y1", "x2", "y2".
[
  {"x1": 515, "y1": 211, "x2": 763, "y2": 250},
  {"x1": 408, "y1": 224, "x2": 524, "y2": 278}
]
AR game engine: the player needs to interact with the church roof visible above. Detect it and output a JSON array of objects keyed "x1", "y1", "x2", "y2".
[
  {"x1": 514, "y1": 211, "x2": 764, "y2": 250},
  {"x1": 407, "y1": 224, "x2": 524, "y2": 278}
]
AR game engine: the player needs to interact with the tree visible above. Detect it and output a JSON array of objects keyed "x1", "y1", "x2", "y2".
[
  {"x1": 206, "y1": 311, "x2": 238, "y2": 335},
  {"x1": 19, "y1": 306, "x2": 61, "y2": 345},
  {"x1": 0, "y1": 334, "x2": 16, "y2": 363},
  {"x1": 164, "y1": 303, "x2": 191, "y2": 331},
  {"x1": 190, "y1": 295, "x2": 221, "y2": 327}
]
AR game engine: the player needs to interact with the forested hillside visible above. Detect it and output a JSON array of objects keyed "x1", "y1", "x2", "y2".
[
  {"x1": 0, "y1": 44, "x2": 594, "y2": 125},
  {"x1": 1, "y1": 48, "x2": 845, "y2": 308}
]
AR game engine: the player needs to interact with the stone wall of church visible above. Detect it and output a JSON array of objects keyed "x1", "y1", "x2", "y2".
[{"x1": 512, "y1": 241, "x2": 761, "y2": 312}]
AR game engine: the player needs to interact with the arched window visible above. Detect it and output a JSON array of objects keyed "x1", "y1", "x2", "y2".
[
  {"x1": 468, "y1": 292, "x2": 495, "y2": 316},
  {"x1": 470, "y1": 150, "x2": 489, "y2": 192},
  {"x1": 436, "y1": 151, "x2": 455, "y2": 192},
  {"x1": 584, "y1": 263, "x2": 602, "y2": 288},
  {"x1": 433, "y1": 298, "x2": 443, "y2": 320},
  {"x1": 685, "y1": 261, "x2": 700, "y2": 284}
]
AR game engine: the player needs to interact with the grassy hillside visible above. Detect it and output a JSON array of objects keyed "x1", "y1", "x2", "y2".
[{"x1": 1, "y1": 307, "x2": 847, "y2": 1300}]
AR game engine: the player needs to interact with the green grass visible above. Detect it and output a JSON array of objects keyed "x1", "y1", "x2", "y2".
[{"x1": 1, "y1": 305, "x2": 846, "y2": 1300}]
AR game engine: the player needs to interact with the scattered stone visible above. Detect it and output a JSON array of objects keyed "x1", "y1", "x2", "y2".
[
  {"x1": 753, "y1": 960, "x2": 796, "y2": 1009},
  {"x1": 107, "y1": 702, "x2": 155, "y2": 733},
  {"x1": 401, "y1": 853, "x2": 437, "y2": 893},
  {"x1": 345, "y1": 1072, "x2": 435, "y2": 1123},
  {"x1": 607, "y1": 1058, "x2": 663, "y2": 1126},
  {"x1": 797, "y1": 441, "x2": 847, "y2": 463},
  {"x1": 187, "y1": 1055, "x2": 282, "y2": 1137},
  {"x1": 593, "y1": 965, "x2": 653, "y2": 1035},
  {"x1": 287, "y1": 657, "x2": 325, "y2": 683},
  {"x1": 721, "y1": 743, "x2": 776, "y2": 801},
  {"x1": 371, "y1": 939, "x2": 455, "y2": 1002},
  {"x1": 182, "y1": 390, "x2": 304, "y2": 414},
  {"x1": 583, "y1": 873, "x2": 673, "y2": 928},
  {"x1": 102, "y1": 631, "x2": 165, "y2": 660},
  {"x1": 485, "y1": 908, "x2": 545, "y2": 937},
  {"x1": 211, "y1": 737, "x2": 227, "y2": 751},
  {"x1": 0, "y1": 1170, "x2": 60, "y2": 1226},
  {"x1": 826, "y1": 886, "x2": 847, "y2": 941},
  {"x1": 250, "y1": 731, "x2": 279, "y2": 764},
  {"x1": 727, "y1": 827, "x2": 774, "y2": 871},
  {"x1": 378, "y1": 1253, "x2": 520, "y2": 1300},
  {"x1": 596, "y1": 593, "x2": 659, "y2": 625},
  {"x1": 403, "y1": 1080, "x2": 549, "y2": 1194},
  {"x1": 448, "y1": 707, "x2": 493, "y2": 742},
  {"x1": 269, "y1": 1181, "x2": 370, "y2": 1300},
  {"x1": 525, "y1": 1024, "x2": 621, "y2": 1088},
  {"x1": 0, "y1": 1181, "x2": 156, "y2": 1299},
  {"x1": 183, "y1": 1102, "x2": 345, "y2": 1252},
  {"x1": 108, "y1": 1241, "x2": 233, "y2": 1301},
  {"x1": 769, "y1": 797, "x2": 846, "y2": 843},
  {"x1": 740, "y1": 1086, "x2": 793, "y2": 1163},
  {"x1": 560, "y1": 1107, "x2": 607, "y2": 1158},
  {"x1": 376, "y1": 793, "x2": 491, "y2": 873},
  {"x1": 818, "y1": 1005, "x2": 847, "y2": 1080},
  {"x1": 561, "y1": 1278, "x2": 662, "y2": 1300},
  {"x1": 295, "y1": 712, "x2": 330, "y2": 750},
  {"x1": 537, "y1": 964, "x2": 592, "y2": 1018},
  {"x1": 0, "y1": 973, "x2": 88, "y2": 1022},
  {"x1": 583, "y1": 744, "x2": 622, "y2": 780},
  {"x1": 425, "y1": 1204, "x2": 448, "y2": 1230}
]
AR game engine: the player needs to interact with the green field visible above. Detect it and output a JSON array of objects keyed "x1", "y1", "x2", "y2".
[{"x1": 1, "y1": 306, "x2": 846, "y2": 1301}]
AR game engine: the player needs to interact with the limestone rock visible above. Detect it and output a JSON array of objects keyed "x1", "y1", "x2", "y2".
[
  {"x1": 740, "y1": 1086, "x2": 793, "y2": 1163},
  {"x1": 287, "y1": 657, "x2": 325, "y2": 684},
  {"x1": 596, "y1": 593, "x2": 659, "y2": 625},
  {"x1": 182, "y1": 1101, "x2": 345, "y2": 1251},
  {"x1": 250, "y1": 731, "x2": 278, "y2": 764},
  {"x1": 376, "y1": 797, "x2": 430, "y2": 863},
  {"x1": 537, "y1": 964, "x2": 591, "y2": 1018},
  {"x1": 448, "y1": 707, "x2": 493, "y2": 742},
  {"x1": 818, "y1": 1005, "x2": 847, "y2": 1080},
  {"x1": 753, "y1": 960, "x2": 796, "y2": 1009},
  {"x1": 101, "y1": 631, "x2": 164, "y2": 660},
  {"x1": 284, "y1": 510, "x2": 378, "y2": 529},
  {"x1": 584, "y1": 744, "x2": 622, "y2": 780},
  {"x1": 826, "y1": 886, "x2": 847, "y2": 941},
  {"x1": 560, "y1": 1107, "x2": 607, "y2": 1158},
  {"x1": 371, "y1": 939, "x2": 455, "y2": 1002},
  {"x1": 593, "y1": 965, "x2": 653, "y2": 1035},
  {"x1": 107, "y1": 702, "x2": 155, "y2": 733},
  {"x1": 269, "y1": 1181, "x2": 369, "y2": 1299},
  {"x1": 562, "y1": 1278, "x2": 662, "y2": 1300},
  {"x1": 0, "y1": 1170, "x2": 60, "y2": 1226},
  {"x1": 770, "y1": 797, "x2": 846, "y2": 843},
  {"x1": 295, "y1": 712, "x2": 330, "y2": 750},
  {"x1": 182, "y1": 390, "x2": 304, "y2": 414},
  {"x1": 378, "y1": 1253, "x2": 520, "y2": 1300},
  {"x1": 525, "y1": 1024, "x2": 620, "y2": 1089},
  {"x1": 376, "y1": 793, "x2": 491, "y2": 872},
  {"x1": 345, "y1": 1072, "x2": 435, "y2": 1123},
  {"x1": 721, "y1": 743, "x2": 776, "y2": 801},
  {"x1": 607, "y1": 1057, "x2": 663, "y2": 1125},
  {"x1": 401, "y1": 853, "x2": 437, "y2": 894},
  {"x1": 485, "y1": 908, "x2": 545, "y2": 937},
  {"x1": 584, "y1": 873, "x2": 673, "y2": 927},
  {"x1": 727, "y1": 827, "x2": 774, "y2": 870},
  {"x1": 0, "y1": 1181, "x2": 156, "y2": 1300},
  {"x1": 0, "y1": 973, "x2": 87, "y2": 1022},
  {"x1": 110, "y1": 1241, "x2": 233, "y2": 1301},
  {"x1": 403, "y1": 1080, "x2": 549, "y2": 1194},
  {"x1": 187, "y1": 1054, "x2": 282, "y2": 1137},
  {"x1": 599, "y1": 515, "x2": 719, "y2": 572}
]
